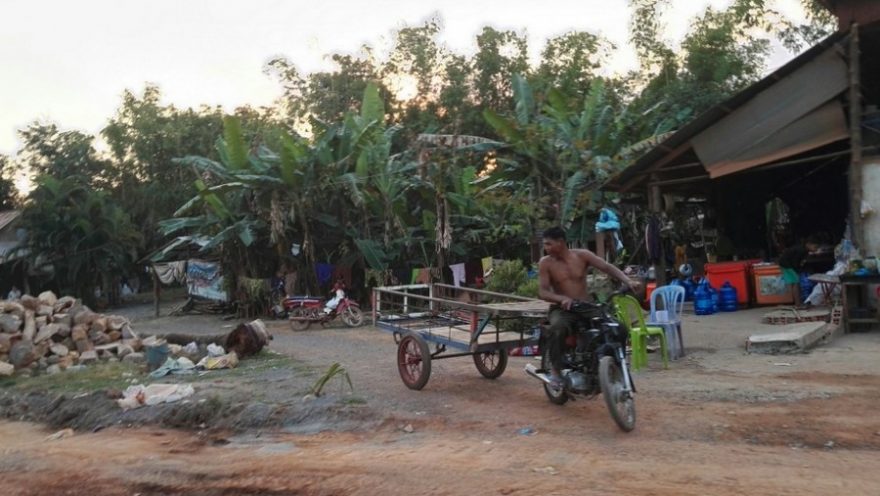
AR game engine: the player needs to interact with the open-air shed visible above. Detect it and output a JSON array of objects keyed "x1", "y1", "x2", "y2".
[{"x1": 605, "y1": 2, "x2": 880, "y2": 287}]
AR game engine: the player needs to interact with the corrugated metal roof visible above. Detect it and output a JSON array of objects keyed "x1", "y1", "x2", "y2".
[
  {"x1": 603, "y1": 29, "x2": 849, "y2": 192},
  {"x1": 0, "y1": 210, "x2": 21, "y2": 232}
]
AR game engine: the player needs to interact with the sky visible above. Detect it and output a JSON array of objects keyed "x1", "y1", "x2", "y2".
[{"x1": 0, "y1": 0, "x2": 810, "y2": 156}]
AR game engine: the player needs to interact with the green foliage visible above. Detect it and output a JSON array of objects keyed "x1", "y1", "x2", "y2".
[
  {"x1": 17, "y1": 123, "x2": 109, "y2": 188},
  {"x1": 0, "y1": 155, "x2": 16, "y2": 209},
  {"x1": 8, "y1": 5, "x2": 834, "y2": 296},
  {"x1": 485, "y1": 260, "x2": 530, "y2": 295},
  {"x1": 19, "y1": 175, "x2": 142, "y2": 304},
  {"x1": 311, "y1": 362, "x2": 353, "y2": 397}
]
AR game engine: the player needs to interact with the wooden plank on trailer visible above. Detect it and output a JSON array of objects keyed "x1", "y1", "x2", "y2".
[{"x1": 479, "y1": 300, "x2": 551, "y2": 314}]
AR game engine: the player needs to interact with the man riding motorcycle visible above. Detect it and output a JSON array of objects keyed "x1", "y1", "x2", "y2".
[{"x1": 537, "y1": 226, "x2": 640, "y2": 390}]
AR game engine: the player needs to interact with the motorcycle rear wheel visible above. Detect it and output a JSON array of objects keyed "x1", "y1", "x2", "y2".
[
  {"x1": 541, "y1": 346, "x2": 568, "y2": 405},
  {"x1": 340, "y1": 305, "x2": 364, "y2": 327},
  {"x1": 599, "y1": 355, "x2": 636, "y2": 432},
  {"x1": 289, "y1": 307, "x2": 312, "y2": 331}
]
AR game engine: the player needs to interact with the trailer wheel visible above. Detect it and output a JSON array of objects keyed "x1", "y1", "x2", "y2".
[
  {"x1": 397, "y1": 333, "x2": 431, "y2": 390},
  {"x1": 473, "y1": 349, "x2": 508, "y2": 379}
]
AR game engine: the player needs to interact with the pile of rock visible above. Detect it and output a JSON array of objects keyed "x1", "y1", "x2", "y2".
[{"x1": 0, "y1": 291, "x2": 142, "y2": 376}]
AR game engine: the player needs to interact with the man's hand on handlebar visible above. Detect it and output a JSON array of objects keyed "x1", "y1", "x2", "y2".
[
  {"x1": 560, "y1": 296, "x2": 574, "y2": 310},
  {"x1": 625, "y1": 278, "x2": 641, "y2": 293}
]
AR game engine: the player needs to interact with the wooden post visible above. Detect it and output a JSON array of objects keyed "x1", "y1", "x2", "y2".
[
  {"x1": 595, "y1": 230, "x2": 607, "y2": 262},
  {"x1": 651, "y1": 180, "x2": 667, "y2": 285},
  {"x1": 849, "y1": 24, "x2": 864, "y2": 248},
  {"x1": 152, "y1": 266, "x2": 161, "y2": 318}
]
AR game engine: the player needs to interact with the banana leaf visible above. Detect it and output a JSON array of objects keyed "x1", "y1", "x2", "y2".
[{"x1": 354, "y1": 239, "x2": 388, "y2": 270}]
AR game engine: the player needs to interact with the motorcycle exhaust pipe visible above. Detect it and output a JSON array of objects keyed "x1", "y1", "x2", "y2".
[{"x1": 524, "y1": 363, "x2": 553, "y2": 386}]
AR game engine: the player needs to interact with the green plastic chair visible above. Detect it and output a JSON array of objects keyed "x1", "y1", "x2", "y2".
[{"x1": 612, "y1": 294, "x2": 669, "y2": 371}]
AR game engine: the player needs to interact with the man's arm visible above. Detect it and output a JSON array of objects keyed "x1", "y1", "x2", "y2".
[
  {"x1": 583, "y1": 250, "x2": 639, "y2": 290},
  {"x1": 538, "y1": 258, "x2": 573, "y2": 309}
]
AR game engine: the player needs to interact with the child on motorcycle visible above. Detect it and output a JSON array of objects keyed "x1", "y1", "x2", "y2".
[{"x1": 323, "y1": 275, "x2": 347, "y2": 314}]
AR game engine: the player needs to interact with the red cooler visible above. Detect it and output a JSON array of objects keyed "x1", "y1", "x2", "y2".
[{"x1": 705, "y1": 261, "x2": 751, "y2": 305}]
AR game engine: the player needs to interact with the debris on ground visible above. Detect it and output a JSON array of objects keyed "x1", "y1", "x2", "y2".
[
  {"x1": 44, "y1": 428, "x2": 75, "y2": 441},
  {"x1": 0, "y1": 291, "x2": 141, "y2": 374},
  {"x1": 224, "y1": 319, "x2": 272, "y2": 358},
  {"x1": 117, "y1": 383, "x2": 195, "y2": 410},
  {"x1": 532, "y1": 466, "x2": 558, "y2": 475},
  {"x1": 148, "y1": 356, "x2": 197, "y2": 378},
  {"x1": 746, "y1": 322, "x2": 830, "y2": 354},
  {"x1": 762, "y1": 307, "x2": 830, "y2": 325},
  {"x1": 196, "y1": 351, "x2": 239, "y2": 370}
]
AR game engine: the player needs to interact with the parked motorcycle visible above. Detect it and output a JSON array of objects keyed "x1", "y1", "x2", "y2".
[
  {"x1": 282, "y1": 295, "x2": 364, "y2": 330},
  {"x1": 524, "y1": 292, "x2": 636, "y2": 432}
]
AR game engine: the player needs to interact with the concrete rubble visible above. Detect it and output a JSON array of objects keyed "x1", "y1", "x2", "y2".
[
  {"x1": 746, "y1": 321, "x2": 836, "y2": 354},
  {"x1": 0, "y1": 291, "x2": 141, "y2": 375}
]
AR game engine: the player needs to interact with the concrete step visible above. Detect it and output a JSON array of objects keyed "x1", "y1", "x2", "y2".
[{"x1": 746, "y1": 321, "x2": 833, "y2": 354}]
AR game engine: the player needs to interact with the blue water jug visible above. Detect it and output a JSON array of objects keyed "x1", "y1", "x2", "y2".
[
  {"x1": 707, "y1": 282, "x2": 719, "y2": 314},
  {"x1": 682, "y1": 277, "x2": 696, "y2": 301},
  {"x1": 799, "y1": 273, "x2": 813, "y2": 305},
  {"x1": 720, "y1": 281, "x2": 738, "y2": 312},
  {"x1": 694, "y1": 280, "x2": 714, "y2": 316}
]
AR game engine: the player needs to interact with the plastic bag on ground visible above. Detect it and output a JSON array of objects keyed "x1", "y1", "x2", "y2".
[
  {"x1": 148, "y1": 356, "x2": 196, "y2": 378},
  {"x1": 183, "y1": 342, "x2": 199, "y2": 356},
  {"x1": 207, "y1": 343, "x2": 226, "y2": 357},
  {"x1": 196, "y1": 351, "x2": 239, "y2": 370},
  {"x1": 117, "y1": 384, "x2": 195, "y2": 410}
]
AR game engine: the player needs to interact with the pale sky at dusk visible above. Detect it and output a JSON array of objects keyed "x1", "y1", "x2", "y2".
[{"x1": 1, "y1": 0, "x2": 810, "y2": 156}]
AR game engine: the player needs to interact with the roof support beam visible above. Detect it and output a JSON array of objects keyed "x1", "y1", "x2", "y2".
[{"x1": 620, "y1": 141, "x2": 694, "y2": 192}]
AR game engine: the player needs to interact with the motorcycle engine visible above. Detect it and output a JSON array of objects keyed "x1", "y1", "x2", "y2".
[{"x1": 565, "y1": 371, "x2": 591, "y2": 393}]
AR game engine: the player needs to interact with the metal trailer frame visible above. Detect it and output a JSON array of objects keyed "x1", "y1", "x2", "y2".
[{"x1": 372, "y1": 283, "x2": 550, "y2": 389}]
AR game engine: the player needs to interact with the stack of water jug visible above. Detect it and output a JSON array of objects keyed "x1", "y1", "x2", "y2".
[{"x1": 694, "y1": 279, "x2": 738, "y2": 316}]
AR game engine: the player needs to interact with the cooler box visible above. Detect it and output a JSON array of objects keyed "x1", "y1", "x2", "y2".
[
  {"x1": 705, "y1": 261, "x2": 750, "y2": 305},
  {"x1": 752, "y1": 263, "x2": 794, "y2": 305}
]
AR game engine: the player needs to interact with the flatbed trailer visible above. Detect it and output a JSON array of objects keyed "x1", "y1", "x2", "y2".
[{"x1": 372, "y1": 283, "x2": 550, "y2": 390}]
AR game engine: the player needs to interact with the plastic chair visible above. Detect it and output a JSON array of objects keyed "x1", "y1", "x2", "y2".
[
  {"x1": 649, "y1": 285, "x2": 686, "y2": 360},
  {"x1": 613, "y1": 295, "x2": 669, "y2": 371}
]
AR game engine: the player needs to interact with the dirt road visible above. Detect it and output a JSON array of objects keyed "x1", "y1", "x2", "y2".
[{"x1": 2, "y1": 309, "x2": 880, "y2": 495}]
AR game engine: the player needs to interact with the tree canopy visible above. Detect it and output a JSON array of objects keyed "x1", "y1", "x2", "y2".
[{"x1": 4, "y1": 3, "x2": 836, "y2": 300}]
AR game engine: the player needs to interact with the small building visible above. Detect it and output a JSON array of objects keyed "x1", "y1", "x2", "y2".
[{"x1": 606, "y1": 2, "x2": 880, "y2": 274}]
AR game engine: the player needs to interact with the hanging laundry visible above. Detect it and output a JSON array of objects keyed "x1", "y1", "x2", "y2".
[
  {"x1": 465, "y1": 260, "x2": 484, "y2": 286},
  {"x1": 153, "y1": 261, "x2": 187, "y2": 285},
  {"x1": 315, "y1": 263, "x2": 334, "y2": 287},
  {"x1": 415, "y1": 268, "x2": 432, "y2": 284},
  {"x1": 449, "y1": 263, "x2": 466, "y2": 287}
]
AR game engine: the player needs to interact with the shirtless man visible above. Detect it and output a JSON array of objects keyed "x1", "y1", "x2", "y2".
[{"x1": 538, "y1": 226, "x2": 639, "y2": 388}]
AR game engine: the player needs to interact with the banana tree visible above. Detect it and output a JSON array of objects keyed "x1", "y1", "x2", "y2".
[
  {"x1": 482, "y1": 75, "x2": 635, "y2": 235},
  {"x1": 159, "y1": 116, "x2": 277, "y2": 280}
]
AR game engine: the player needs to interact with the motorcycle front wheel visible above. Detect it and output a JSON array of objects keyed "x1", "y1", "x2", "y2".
[{"x1": 599, "y1": 355, "x2": 636, "y2": 432}]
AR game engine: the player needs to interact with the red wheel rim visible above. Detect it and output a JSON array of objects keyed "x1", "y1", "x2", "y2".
[{"x1": 398, "y1": 336, "x2": 423, "y2": 385}]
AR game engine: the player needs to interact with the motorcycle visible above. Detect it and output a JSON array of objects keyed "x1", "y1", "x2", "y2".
[
  {"x1": 524, "y1": 291, "x2": 636, "y2": 432},
  {"x1": 281, "y1": 294, "x2": 365, "y2": 330}
]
